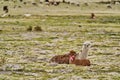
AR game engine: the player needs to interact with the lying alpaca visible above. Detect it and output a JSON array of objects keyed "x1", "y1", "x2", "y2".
[
  {"x1": 69, "y1": 41, "x2": 91, "y2": 66},
  {"x1": 50, "y1": 50, "x2": 77, "y2": 64},
  {"x1": 69, "y1": 55, "x2": 90, "y2": 66}
]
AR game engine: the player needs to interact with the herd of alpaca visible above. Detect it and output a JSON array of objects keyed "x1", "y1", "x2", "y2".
[{"x1": 50, "y1": 41, "x2": 91, "y2": 66}]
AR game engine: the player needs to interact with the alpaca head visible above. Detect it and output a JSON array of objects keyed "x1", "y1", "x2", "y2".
[
  {"x1": 68, "y1": 50, "x2": 78, "y2": 57},
  {"x1": 69, "y1": 55, "x2": 76, "y2": 64},
  {"x1": 69, "y1": 55, "x2": 76, "y2": 63},
  {"x1": 83, "y1": 41, "x2": 91, "y2": 49},
  {"x1": 68, "y1": 50, "x2": 77, "y2": 63}
]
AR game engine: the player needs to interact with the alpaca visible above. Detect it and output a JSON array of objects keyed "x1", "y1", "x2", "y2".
[
  {"x1": 69, "y1": 55, "x2": 90, "y2": 66},
  {"x1": 50, "y1": 50, "x2": 77, "y2": 64},
  {"x1": 91, "y1": 13, "x2": 96, "y2": 19},
  {"x1": 69, "y1": 41, "x2": 91, "y2": 66},
  {"x1": 77, "y1": 41, "x2": 91, "y2": 59}
]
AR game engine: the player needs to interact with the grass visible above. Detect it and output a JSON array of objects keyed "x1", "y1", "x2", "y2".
[
  {"x1": 0, "y1": 0, "x2": 120, "y2": 80},
  {"x1": 0, "y1": 14, "x2": 119, "y2": 80}
]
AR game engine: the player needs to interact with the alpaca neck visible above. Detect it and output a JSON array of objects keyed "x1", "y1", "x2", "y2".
[{"x1": 80, "y1": 46, "x2": 89, "y2": 59}]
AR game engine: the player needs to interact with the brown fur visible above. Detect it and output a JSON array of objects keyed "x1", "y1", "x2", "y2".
[
  {"x1": 69, "y1": 56, "x2": 90, "y2": 66},
  {"x1": 91, "y1": 13, "x2": 96, "y2": 19},
  {"x1": 50, "y1": 50, "x2": 77, "y2": 64}
]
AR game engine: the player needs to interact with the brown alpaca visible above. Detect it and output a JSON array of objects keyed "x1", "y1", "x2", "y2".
[
  {"x1": 91, "y1": 13, "x2": 96, "y2": 19},
  {"x1": 50, "y1": 50, "x2": 77, "y2": 64},
  {"x1": 69, "y1": 55, "x2": 90, "y2": 66}
]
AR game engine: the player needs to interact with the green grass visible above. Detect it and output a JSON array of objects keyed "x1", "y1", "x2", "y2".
[
  {"x1": 0, "y1": 14, "x2": 119, "y2": 80},
  {"x1": 0, "y1": 0, "x2": 120, "y2": 80}
]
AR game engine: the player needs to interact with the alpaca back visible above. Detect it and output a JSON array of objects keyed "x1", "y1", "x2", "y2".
[
  {"x1": 70, "y1": 59, "x2": 91, "y2": 66},
  {"x1": 75, "y1": 59, "x2": 90, "y2": 66},
  {"x1": 50, "y1": 54, "x2": 69, "y2": 64},
  {"x1": 50, "y1": 50, "x2": 77, "y2": 64}
]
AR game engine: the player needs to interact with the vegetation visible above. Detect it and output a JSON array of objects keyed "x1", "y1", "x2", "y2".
[{"x1": 0, "y1": 0, "x2": 120, "y2": 80}]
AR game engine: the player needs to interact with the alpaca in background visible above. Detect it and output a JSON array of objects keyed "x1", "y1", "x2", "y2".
[{"x1": 69, "y1": 41, "x2": 91, "y2": 66}]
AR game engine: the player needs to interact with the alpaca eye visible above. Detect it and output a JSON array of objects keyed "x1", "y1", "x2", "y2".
[{"x1": 87, "y1": 44, "x2": 90, "y2": 47}]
